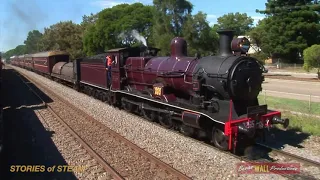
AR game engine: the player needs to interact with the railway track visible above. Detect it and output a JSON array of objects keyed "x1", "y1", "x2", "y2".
[
  {"x1": 15, "y1": 68, "x2": 191, "y2": 180},
  {"x1": 256, "y1": 143, "x2": 320, "y2": 168}
]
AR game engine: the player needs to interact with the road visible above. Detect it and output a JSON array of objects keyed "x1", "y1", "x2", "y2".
[
  {"x1": 261, "y1": 78, "x2": 320, "y2": 102},
  {"x1": 266, "y1": 71, "x2": 317, "y2": 78}
]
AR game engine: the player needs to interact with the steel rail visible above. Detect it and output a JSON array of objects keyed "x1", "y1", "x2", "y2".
[
  {"x1": 256, "y1": 143, "x2": 320, "y2": 168},
  {"x1": 15, "y1": 68, "x2": 191, "y2": 180}
]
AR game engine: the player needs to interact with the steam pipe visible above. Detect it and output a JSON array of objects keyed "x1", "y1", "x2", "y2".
[{"x1": 217, "y1": 29, "x2": 234, "y2": 56}]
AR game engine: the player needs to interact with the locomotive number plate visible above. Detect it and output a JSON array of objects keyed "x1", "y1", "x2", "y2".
[
  {"x1": 154, "y1": 87, "x2": 162, "y2": 96},
  {"x1": 244, "y1": 120, "x2": 264, "y2": 129}
]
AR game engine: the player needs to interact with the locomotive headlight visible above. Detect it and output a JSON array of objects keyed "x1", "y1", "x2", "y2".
[
  {"x1": 231, "y1": 37, "x2": 251, "y2": 53},
  {"x1": 238, "y1": 122, "x2": 256, "y2": 138}
]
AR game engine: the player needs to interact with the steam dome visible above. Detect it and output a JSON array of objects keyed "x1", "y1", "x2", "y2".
[{"x1": 170, "y1": 37, "x2": 187, "y2": 58}]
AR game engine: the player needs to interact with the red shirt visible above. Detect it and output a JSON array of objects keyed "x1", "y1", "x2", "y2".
[{"x1": 107, "y1": 56, "x2": 112, "y2": 66}]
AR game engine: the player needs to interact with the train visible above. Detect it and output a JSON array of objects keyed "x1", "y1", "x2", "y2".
[{"x1": 10, "y1": 29, "x2": 289, "y2": 154}]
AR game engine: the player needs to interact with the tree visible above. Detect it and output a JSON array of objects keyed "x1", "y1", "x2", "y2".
[
  {"x1": 81, "y1": 13, "x2": 98, "y2": 28},
  {"x1": 24, "y1": 30, "x2": 43, "y2": 54},
  {"x1": 256, "y1": 0, "x2": 320, "y2": 63},
  {"x1": 303, "y1": 44, "x2": 320, "y2": 78},
  {"x1": 182, "y1": 11, "x2": 218, "y2": 56},
  {"x1": 3, "y1": 45, "x2": 27, "y2": 60},
  {"x1": 247, "y1": 19, "x2": 267, "y2": 49},
  {"x1": 214, "y1": 12, "x2": 254, "y2": 36},
  {"x1": 247, "y1": 19, "x2": 269, "y2": 62},
  {"x1": 152, "y1": 0, "x2": 193, "y2": 55},
  {"x1": 83, "y1": 3, "x2": 154, "y2": 56},
  {"x1": 39, "y1": 21, "x2": 84, "y2": 59}
]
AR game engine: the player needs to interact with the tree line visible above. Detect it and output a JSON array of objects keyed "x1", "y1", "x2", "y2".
[{"x1": 2, "y1": 0, "x2": 320, "y2": 73}]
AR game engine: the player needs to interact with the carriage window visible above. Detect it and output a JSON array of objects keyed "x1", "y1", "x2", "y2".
[{"x1": 114, "y1": 56, "x2": 118, "y2": 65}]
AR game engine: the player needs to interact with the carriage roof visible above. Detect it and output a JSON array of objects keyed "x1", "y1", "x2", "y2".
[
  {"x1": 25, "y1": 54, "x2": 33, "y2": 58},
  {"x1": 31, "y1": 51, "x2": 69, "y2": 58}
]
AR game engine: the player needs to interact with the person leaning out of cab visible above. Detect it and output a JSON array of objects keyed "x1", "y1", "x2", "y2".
[{"x1": 105, "y1": 55, "x2": 114, "y2": 84}]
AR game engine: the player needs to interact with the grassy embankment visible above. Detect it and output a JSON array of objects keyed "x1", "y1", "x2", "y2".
[{"x1": 258, "y1": 95, "x2": 320, "y2": 136}]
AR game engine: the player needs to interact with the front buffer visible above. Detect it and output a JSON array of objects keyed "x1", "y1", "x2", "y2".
[{"x1": 224, "y1": 101, "x2": 289, "y2": 154}]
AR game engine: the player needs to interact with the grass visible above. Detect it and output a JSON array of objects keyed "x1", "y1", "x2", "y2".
[
  {"x1": 277, "y1": 111, "x2": 320, "y2": 136},
  {"x1": 258, "y1": 95, "x2": 320, "y2": 136},
  {"x1": 258, "y1": 95, "x2": 320, "y2": 116}
]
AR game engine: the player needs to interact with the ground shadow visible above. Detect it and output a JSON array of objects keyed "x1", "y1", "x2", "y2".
[
  {"x1": 262, "y1": 126, "x2": 310, "y2": 149},
  {"x1": 15, "y1": 71, "x2": 53, "y2": 104},
  {"x1": 0, "y1": 68, "x2": 78, "y2": 180},
  {"x1": 245, "y1": 127, "x2": 312, "y2": 161}
]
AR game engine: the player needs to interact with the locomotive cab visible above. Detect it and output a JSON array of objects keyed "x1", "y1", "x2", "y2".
[{"x1": 104, "y1": 46, "x2": 160, "y2": 90}]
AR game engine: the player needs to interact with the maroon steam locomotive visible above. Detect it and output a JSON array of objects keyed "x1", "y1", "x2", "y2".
[{"x1": 10, "y1": 30, "x2": 289, "y2": 154}]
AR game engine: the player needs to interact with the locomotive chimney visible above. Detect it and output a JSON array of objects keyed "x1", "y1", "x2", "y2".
[
  {"x1": 170, "y1": 37, "x2": 187, "y2": 58},
  {"x1": 217, "y1": 29, "x2": 234, "y2": 56}
]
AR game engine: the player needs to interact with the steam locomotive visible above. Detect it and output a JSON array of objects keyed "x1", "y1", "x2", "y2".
[{"x1": 10, "y1": 30, "x2": 289, "y2": 154}]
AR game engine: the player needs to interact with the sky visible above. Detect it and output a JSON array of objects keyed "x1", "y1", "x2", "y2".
[{"x1": 0, "y1": 0, "x2": 267, "y2": 52}]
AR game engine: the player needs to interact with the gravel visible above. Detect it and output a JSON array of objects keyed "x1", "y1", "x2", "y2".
[
  {"x1": 262, "y1": 129, "x2": 320, "y2": 179},
  {"x1": 33, "y1": 107, "x2": 113, "y2": 180},
  {"x1": 262, "y1": 127, "x2": 320, "y2": 163},
  {"x1": 268, "y1": 152, "x2": 320, "y2": 180},
  {"x1": 12, "y1": 65, "x2": 303, "y2": 180}
]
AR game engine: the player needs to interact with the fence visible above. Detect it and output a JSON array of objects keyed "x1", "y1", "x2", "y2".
[
  {"x1": 265, "y1": 62, "x2": 303, "y2": 68},
  {"x1": 259, "y1": 90, "x2": 320, "y2": 115},
  {"x1": 265, "y1": 62, "x2": 306, "y2": 71}
]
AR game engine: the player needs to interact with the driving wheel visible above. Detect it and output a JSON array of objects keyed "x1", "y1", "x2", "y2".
[{"x1": 212, "y1": 128, "x2": 229, "y2": 151}]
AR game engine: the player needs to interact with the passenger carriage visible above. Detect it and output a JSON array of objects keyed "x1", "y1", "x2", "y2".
[
  {"x1": 32, "y1": 51, "x2": 69, "y2": 76},
  {"x1": 24, "y1": 54, "x2": 34, "y2": 70}
]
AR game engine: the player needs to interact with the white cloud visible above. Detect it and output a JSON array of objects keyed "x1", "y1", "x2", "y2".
[
  {"x1": 252, "y1": 16, "x2": 265, "y2": 24},
  {"x1": 91, "y1": 0, "x2": 127, "y2": 8},
  {"x1": 206, "y1": 14, "x2": 218, "y2": 26},
  {"x1": 252, "y1": 16, "x2": 264, "y2": 21},
  {"x1": 207, "y1": 14, "x2": 217, "y2": 19},
  {"x1": 92, "y1": 0, "x2": 152, "y2": 8},
  {"x1": 206, "y1": 14, "x2": 265, "y2": 26}
]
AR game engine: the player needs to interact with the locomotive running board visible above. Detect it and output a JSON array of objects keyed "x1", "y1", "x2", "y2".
[
  {"x1": 119, "y1": 91, "x2": 224, "y2": 124},
  {"x1": 80, "y1": 81, "x2": 224, "y2": 124},
  {"x1": 122, "y1": 97, "x2": 178, "y2": 116}
]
